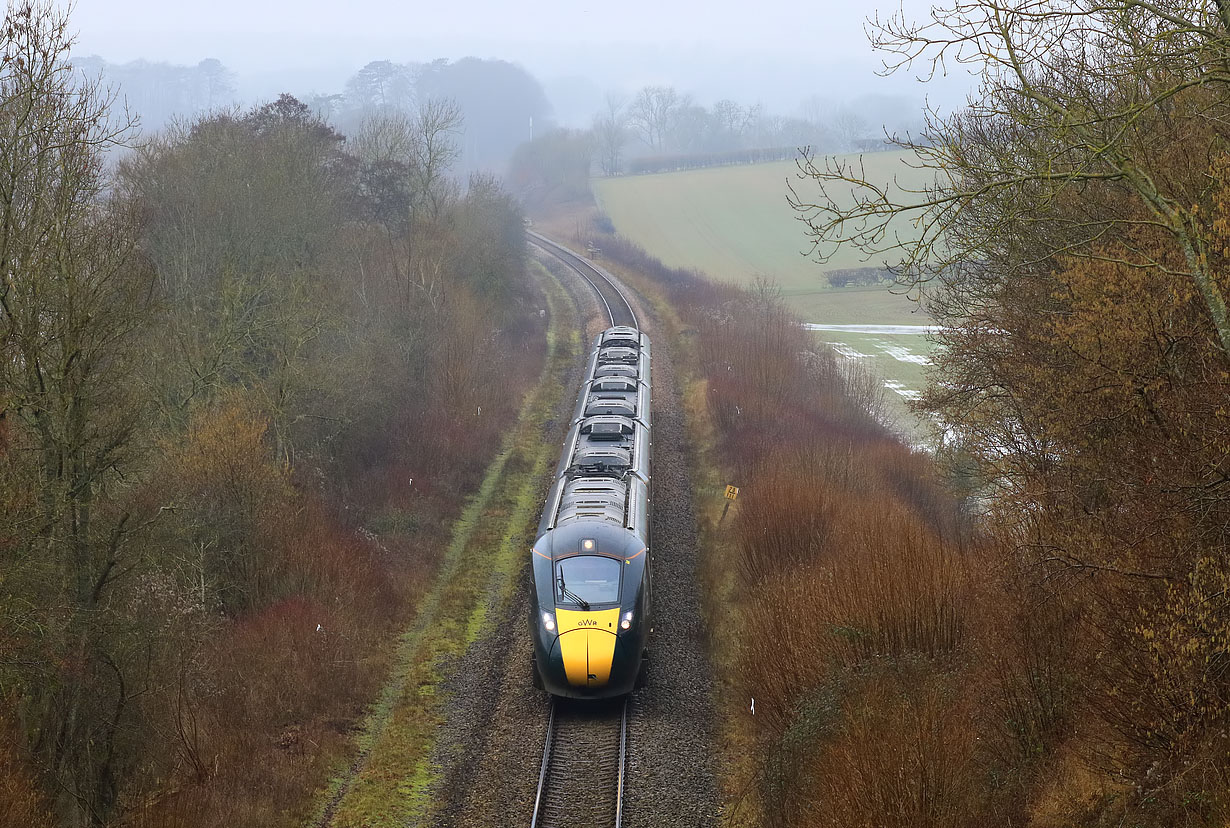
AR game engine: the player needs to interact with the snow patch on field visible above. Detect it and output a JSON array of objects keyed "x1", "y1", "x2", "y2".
[
  {"x1": 884, "y1": 380, "x2": 921, "y2": 400},
  {"x1": 875, "y1": 341, "x2": 931, "y2": 365},
  {"x1": 827, "y1": 342, "x2": 871, "y2": 360},
  {"x1": 805, "y1": 323, "x2": 941, "y2": 334}
]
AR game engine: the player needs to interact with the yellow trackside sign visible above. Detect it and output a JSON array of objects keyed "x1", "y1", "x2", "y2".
[{"x1": 724, "y1": 485, "x2": 739, "y2": 500}]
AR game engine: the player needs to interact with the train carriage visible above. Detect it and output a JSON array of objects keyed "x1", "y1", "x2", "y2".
[{"x1": 531, "y1": 326, "x2": 652, "y2": 698}]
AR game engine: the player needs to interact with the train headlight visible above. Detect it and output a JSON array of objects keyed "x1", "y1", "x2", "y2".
[
  {"x1": 620, "y1": 611, "x2": 633, "y2": 630},
  {"x1": 542, "y1": 611, "x2": 556, "y2": 633}
]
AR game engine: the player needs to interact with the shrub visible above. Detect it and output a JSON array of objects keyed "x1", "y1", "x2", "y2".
[
  {"x1": 0, "y1": 713, "x2": 53, "y2": 828},
  {"x1": 598, "y1": 231, "x2": 982, "y2": 825}
]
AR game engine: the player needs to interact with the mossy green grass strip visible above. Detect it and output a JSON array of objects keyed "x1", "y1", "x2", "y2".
[{"x1": 317, "y1": 260, "x2": 580, "y2": 827}]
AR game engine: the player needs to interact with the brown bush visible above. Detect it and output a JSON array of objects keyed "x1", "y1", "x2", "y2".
[
  {"x1": 598, "y1": 231, "x2": 980, "y2": 826},
  {"x1": 736, "y1": 494, "x2": 967, "y2": 733},
  {"x1": 159, "y1": 398, "x2": 295, "y2": 614},
  {"x1": 214, "y1": 597, "x2": 361, "y2": 728},
  {"x1": 267, "y1": 498, "x2": 396, "y2": 629},
  {"x1": 790, "y1": 669, "x2": 981, "y2": 828},
  {"x1": 0, "y1": 713, "x2": 53, "y2": 828}
]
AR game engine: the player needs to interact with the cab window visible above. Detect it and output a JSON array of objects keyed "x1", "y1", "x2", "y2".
[{"x1": 555, "y1": 556, "x2": 621, "y2": 605}]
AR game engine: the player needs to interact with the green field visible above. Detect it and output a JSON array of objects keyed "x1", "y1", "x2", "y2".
[
  {"x1": 593, "y1": 152, "x2": 939, "y2": 439},
  {"x1": 593, "y1": 151, "x2": 933, "y2": 326}
]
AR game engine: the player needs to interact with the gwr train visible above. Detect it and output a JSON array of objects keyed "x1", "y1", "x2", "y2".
[{"x1": 530, "y1": 325, "x2": 652, "y2": 698}]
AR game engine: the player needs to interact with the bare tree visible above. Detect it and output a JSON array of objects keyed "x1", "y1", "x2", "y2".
[
  {"x1": 790, "y1": 0, "x2": 1230, "y2": 356},
  {"x1": 627, "y1": 85, "x2": 683, "y2": 151},
  {"x1": 712, "y1": 98, "x2": 758, "y2": 148},
  {"x1": 352, "y1": 110, "x2": 418, "y2": 166},
  {"x1": 799, "y1": 94, "x2": 831, "y2": 126},
  {"x1": 593, "y1": 92, "x2": 627, "y2": 175},
  {"x1": 669, "y1": 103, "x2": 711, "y2": 153},
  {"x1": 409, "y1": 96, "x2": 462, "y2": 223},
  {"x1": 344, "y1": 60, "x2": 416, "y2": 114},
  {"x1": 338, "y1": 99, "x2": 462, "y2": 312},
  {"x1": 830, "y1": 106, "x2": 869, "y2": 153},
  {"x1": 0, "y1": 2, "x2": 147, "y2": 822},
  {"x1": 195, "y1": 57, "x2": 234, "y2": 110}
]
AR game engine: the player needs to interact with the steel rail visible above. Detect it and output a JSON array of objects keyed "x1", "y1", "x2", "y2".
[
  {"x1": 529, "y1": 700, "x2": 557, "y2": 828},
  {"x1": 527, "y1": 231, "x2": 638, "y2": 330},
  {"x1": 614, "y1": 698, "x2": 628, "y2": 828},
  {"x1": 528, "y1": 697, "x2": 630, "y2": 828}
]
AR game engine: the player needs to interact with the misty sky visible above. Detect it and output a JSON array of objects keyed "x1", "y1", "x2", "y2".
[
  {"x1": 71, "y1": 0, "x2": 924, "y2": 57},
  {"x1": 66, "y1": 0, "x2": 975, "y2": 120}
]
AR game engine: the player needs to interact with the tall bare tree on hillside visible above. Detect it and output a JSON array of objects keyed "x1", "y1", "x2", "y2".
[
  {"x1": 0, "y1": 2, "x2": 148, "y2": 823},
  {"x1": 829, "y1": 106, "x2": 869, "y2": 153},
  {"x1": 342, "y1": 99, "x2": 463, "y2": 314},
  {"x1": 351, "y1": 99, "x2": 463, "y2": 220},
  {"x1": 409, "y1": 97, "x2": 463, "y2": 224},
  {"x1": 353, "y1": 110, "x2": 418, "y2": 166}
]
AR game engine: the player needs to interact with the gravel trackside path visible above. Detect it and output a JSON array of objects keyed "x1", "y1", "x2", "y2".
[
  {"x1": 425, "y1": 244, "x2": 720, "y2": 828},
  {"x1": 621, "y1": 291, "x2": 720, "y2": 828}
]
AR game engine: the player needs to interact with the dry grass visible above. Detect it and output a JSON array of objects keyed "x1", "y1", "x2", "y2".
[
  {"x1": 714, "y1": 315, "x2": 976, "y2": 826},
  {"x1": 787, "y1": 669, "x2": 980, "y2": 828}
]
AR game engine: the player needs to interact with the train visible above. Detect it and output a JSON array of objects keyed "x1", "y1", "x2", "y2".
[{"x1": 530, "y1": 325, "x2": 652, "y2": 698}]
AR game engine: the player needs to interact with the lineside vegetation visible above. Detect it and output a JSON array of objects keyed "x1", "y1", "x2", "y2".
[
  {"x1": 0, "y1": 2, "x2": 542, "y2": 826},
  {"x1": 777, "y1": 0, "x2": 1230, "y2": 824},
  {"x1": 588, "y1": 231, "x2": 973, "y2": 826},
  {"x1": 595, "y1": 148, "x2": 1230, "y2": 822}
]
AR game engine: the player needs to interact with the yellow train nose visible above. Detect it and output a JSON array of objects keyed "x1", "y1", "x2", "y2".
[{"x1": 554, "y1": 608, "x2": 620, "y2": 687}]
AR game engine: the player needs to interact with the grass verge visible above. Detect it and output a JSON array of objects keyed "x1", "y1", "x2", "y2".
[{"x1": 315, "y1": 260, "x2": 580, "y2": 827}]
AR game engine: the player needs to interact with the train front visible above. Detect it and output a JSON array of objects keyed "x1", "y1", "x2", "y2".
[{"x1": 531, "y1": 522, "x2": 650, "y2": 698}]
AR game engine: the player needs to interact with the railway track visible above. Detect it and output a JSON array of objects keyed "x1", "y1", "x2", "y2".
[
  {"x1": 530, "y1": 698, "x2": 629, "y2": 828},
  {"x1": 527, "y1": 231, "x2": 638, "y2": 330},
  {"x1": 524, "y1": 231, "x2": 637, "y2": 827}
]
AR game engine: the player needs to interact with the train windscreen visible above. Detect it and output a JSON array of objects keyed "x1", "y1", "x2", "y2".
[{"x1": 555, "y1": 556, "x2": 622, "y2": 606}]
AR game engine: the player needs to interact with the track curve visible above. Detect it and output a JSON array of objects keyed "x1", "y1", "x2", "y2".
[{"x1": 527, "y1": 231, "x2": 638, "y2": 330}]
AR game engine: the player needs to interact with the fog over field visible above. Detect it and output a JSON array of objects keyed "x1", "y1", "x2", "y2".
[{"x1": 66, "y1": 0, "x2": 975, "y2": 129}]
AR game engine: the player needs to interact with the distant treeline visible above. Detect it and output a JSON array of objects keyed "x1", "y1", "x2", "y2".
[
  {"x1": 624, "y1": 146, "x2": 800, "y2": 175},
  {"x1": 508, "y1": 87, "x2": 923, "y2": 206},
  {"x1": 71, "y1": 55, "x2": 237, "y2": 130},
  {"x1": 825, "y1": 267, "x2": 894, "y2": 288},
  {"x1": 72, "y1": 54, "x2": 552, "y2": 176}
]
